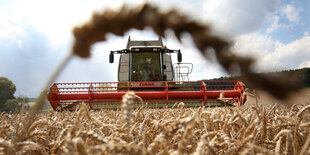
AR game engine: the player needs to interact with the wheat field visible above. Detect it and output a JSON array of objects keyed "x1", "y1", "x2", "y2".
[{"x1": 0, "y1": 91, "x2": 310, "y2": 155}]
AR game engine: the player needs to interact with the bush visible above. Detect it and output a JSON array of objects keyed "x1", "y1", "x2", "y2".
[{"x1": 0, "y1": 77, "x2": 16, "y2": 107}]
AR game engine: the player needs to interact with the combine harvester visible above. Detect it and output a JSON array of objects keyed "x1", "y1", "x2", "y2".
[{"x1": 49, "y1": 37, "x2": 247, "y2": 111}]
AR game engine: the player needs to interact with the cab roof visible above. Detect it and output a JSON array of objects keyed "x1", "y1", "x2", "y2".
[{"x1": 126, "y1": 36, "x2": 163, "y2": 49}]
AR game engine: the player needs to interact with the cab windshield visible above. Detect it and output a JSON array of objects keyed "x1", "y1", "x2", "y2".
[{"x1": 132, "y1": 52, "x2": 161, "y2": 81}]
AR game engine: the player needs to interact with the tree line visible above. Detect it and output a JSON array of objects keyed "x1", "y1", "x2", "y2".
[{"x1": 0, "y1": 77, "x2": 29, "y2": 112}]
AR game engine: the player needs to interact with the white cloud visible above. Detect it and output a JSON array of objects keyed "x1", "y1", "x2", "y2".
[
  {"x1": 234, "y1": 33, "x2": 281, "y2": 57},
  {"x1": 281, "y1": 4, "x2": 300, "y2": 22},
  {"x1": 266, "y1": 15, "x2": 291, "y2": 33},
  {"x1": 5, "y1": 0, "x2": 204, "y2": 48},
  {"x1": 7, "y1": 0, "x2": 146, "y2": 47},
  {"x1": 234, "y1": 34, "x2": 310, "y2": 72},
  {"x1": 304, "y1": 31, "x2": 309, "y2": 36},
  {"x1": 299, "y1": 61, "x2": 310, "y2": 68},
  {"x1": 0, "y1": 11, "x2": 24, "y2": 47},
  {"x1": 203, "y1": 0, "x2": 281, "y2": 37}
]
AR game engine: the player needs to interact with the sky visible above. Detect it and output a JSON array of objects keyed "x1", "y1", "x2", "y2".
[{"x1": 0, "y1": 0, "x2": 310, "y2": 97}]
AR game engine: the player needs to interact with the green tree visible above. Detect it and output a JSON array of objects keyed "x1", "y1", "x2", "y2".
[
  {"x1": 0, "y1": 77, "x2": 16, "y2": 107},
  {"x1": 2, "y1": 99, "x2": 20, "y2": 112},
  {"x1": 1, "y1": 96, "x2": 29, "y2": 113}
]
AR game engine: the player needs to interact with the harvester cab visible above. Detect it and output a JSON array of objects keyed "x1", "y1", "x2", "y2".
[
  {"x1": 109, "y1": 37, "x2": 187, "y2": 82},
  {"x1": 48, "y1": 37, "x2": 247, "y2": 111}
]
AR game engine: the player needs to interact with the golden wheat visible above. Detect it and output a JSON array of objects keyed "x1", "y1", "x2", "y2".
[{"x1": 0, "y1": 99, "x2": 309, "y2": 155}]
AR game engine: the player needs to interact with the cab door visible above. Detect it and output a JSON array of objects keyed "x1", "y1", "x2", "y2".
[
  {"x1": 118, "y1": 54, "x2": 130, "y2": 82},
  {"x1": 163, "y1": 54, "x2": 173, "y2": 81}
]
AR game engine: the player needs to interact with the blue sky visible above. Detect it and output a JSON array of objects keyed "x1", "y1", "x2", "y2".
[{"x1": 0, "y1": 0, "x2": 310, "y2": 97}]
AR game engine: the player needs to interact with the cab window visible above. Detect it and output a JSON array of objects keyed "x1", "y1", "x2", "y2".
[{"x1": 132, "y1": 52, "x2": 161, "y2": 81}]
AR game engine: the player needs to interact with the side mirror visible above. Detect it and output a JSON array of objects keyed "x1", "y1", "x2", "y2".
[
  {"x1": 109, "y1": 52, "x2": 114, "y2": 63},
  {"x1": 177, "y1": 51, "x2": 182, "y2": 62}
]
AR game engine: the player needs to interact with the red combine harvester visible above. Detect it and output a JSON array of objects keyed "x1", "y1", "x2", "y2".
[{"x1": 49, "y1": 37, "x2": 247, "y2": 111}]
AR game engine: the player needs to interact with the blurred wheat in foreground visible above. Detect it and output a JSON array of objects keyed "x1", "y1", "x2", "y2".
[{"x1": 0, "y1": 101, "x2": 310, "y2": 155}]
